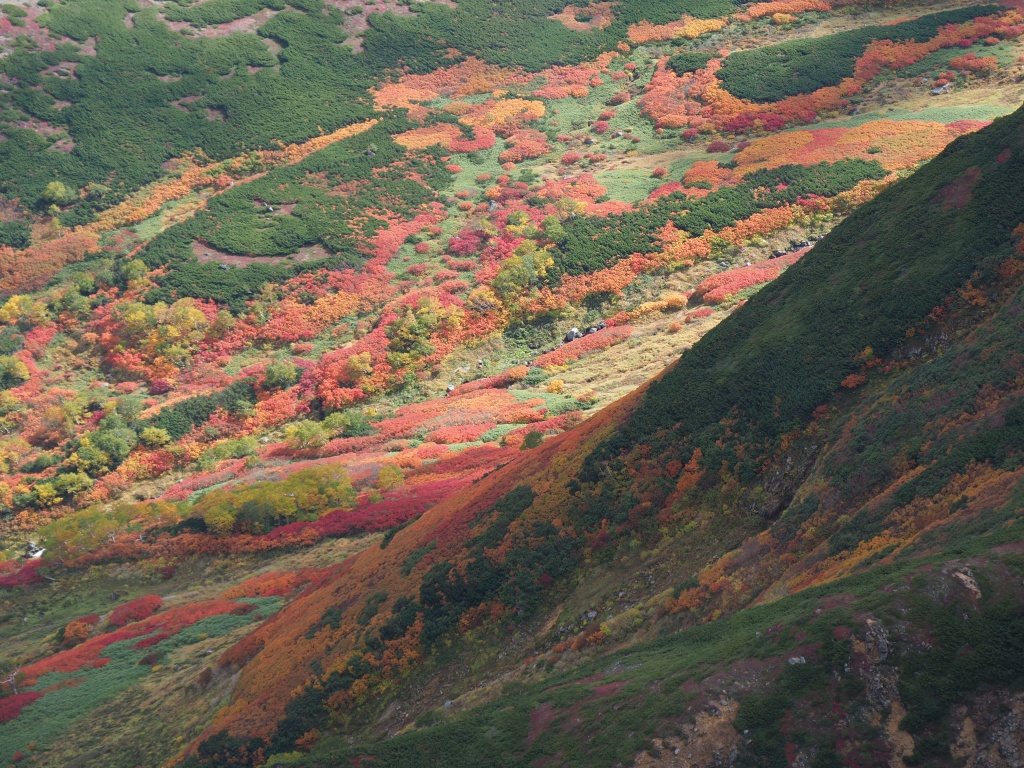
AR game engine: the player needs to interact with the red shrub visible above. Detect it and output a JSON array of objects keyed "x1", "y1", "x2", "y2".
[
  {"x1": 268, "y1": 477, "x2": 467, "y2": 540},
  {"x1": 218, "y1": 632, "x2": 266, "y2": 669},
  {"x1": 108, "y1": 594, "x2": 163, "y2": 627},
  {"x1": 840, "y1": 373, "x2": 867, "y2": 388},
  {"x1": 20, "y1": 598, "x2": 248, "y2": 685},
  {"x1": 533, "y1": 326, "x2": 632, "y2": 367},
  {"x1": 433, "y1": 268, "x2": 460, "y2": 282},
  {"x1": 684, "y1": 308, "x2": 714, "y2": 323},
  {"x1": 444, "y1": 258, "x2": 477, "y2": 272},
  {"x1": 426, "y1": 423, "x2": 497, "y2": 444},
  {"x1": 0, "y1": 560, "x2": 43, "y2": 589},
  {"x1": 693, "y1": 251, "x2": 804, "y2": 304},
  {"x1": 949, "y1": 52, "x2": 998, "y2": 74},
  {"x1": 448, "y1": 230, "x2": 487, "y2": 256},
  {"x1": 0, "y1": 692, "x2": 43, "y2": 724},
  {"x1": 706, "y1": 140, "x2": 732, "y2": 153},
  {"x1": 449, "y1": 367, "x2": 528, "y2": 396}
]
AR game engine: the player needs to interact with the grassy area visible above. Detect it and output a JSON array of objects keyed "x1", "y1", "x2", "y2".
[
  {"x1": 592, "y1": 169, "x2": 664, "y2": 203},
  {"x1": 820, "y1": 104, "x2": 1017, "y2": 128}
]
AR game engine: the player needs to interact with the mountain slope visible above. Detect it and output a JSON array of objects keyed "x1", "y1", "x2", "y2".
[{"x1": 181, "y1": 103, "x2": 1024, "y2": 765}]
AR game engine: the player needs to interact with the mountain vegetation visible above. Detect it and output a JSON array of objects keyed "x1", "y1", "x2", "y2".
[
  {"x1": 170, "y1": 99, "x2": 1024, "y2": 768},
  {"x1": 1, "y1": 0, "x2": 1024, "y2": 765}
]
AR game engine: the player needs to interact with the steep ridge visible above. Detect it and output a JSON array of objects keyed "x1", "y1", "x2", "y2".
[{"x1": 185, "y1": 103, "x2": 1024, "y2": 766}]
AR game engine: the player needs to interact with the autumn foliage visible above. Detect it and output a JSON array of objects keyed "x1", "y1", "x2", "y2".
[
  {"x1": 534, "y1": 326, "x2": 633, "y2": 367},
  {"x1": 693, "y1": 250, "x2": 805, "y2": 304},
  {"x1": 108, "y1": 594, "x2": 163, "y2": 627}
]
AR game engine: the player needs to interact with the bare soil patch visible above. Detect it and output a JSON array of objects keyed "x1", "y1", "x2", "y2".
[{"x1": 193, "y1": 240, "x2": 330, "y2": 265}]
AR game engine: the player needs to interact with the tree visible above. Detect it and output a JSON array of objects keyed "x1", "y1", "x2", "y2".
[
  {"x1": 376, "y1": 464, "x2": 404, "y2": 490},
  {"x1": 66, "y1": 437, "x2": 112, "y2": 476},
  {"x1": 40, "y1": 181, "x2": 75, "y2": 207},
  {"x1": 286, "y1": 420, "x2": 328, "y2": 449},
  {"x1": 40, "y1": 471, "x2": 95, "y2": 504},
  {"x1": 541, "y1": 215, "x2": 566, "y2": 243},
  {"x1": 203, "y1": 505, "x2": 236, "y2": 536},
  {"x1": 0, "y1": 659, "x2": 23, "y2": 694},
  {"x1": 491, "y1": 242, "x2": 554, "y2": 302},
  {"x1": 0, "y1": 355, "x2": 29, "y2": 390},
  {"x1": 343, "y1": 352, "x2": 374, "y2": 385},
  {"x1": 264, "y1": 361, "x2": 299, "y2": 391},
  {"x1": 324, "y1": 410, "x2": 375, "y2": 438}
]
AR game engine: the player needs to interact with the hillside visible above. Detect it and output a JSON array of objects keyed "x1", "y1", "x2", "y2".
[
  {"x1": 171, "y1": 98, "x2": 1024, "y2": 767},
  {"x1": 2, "y1": 0, "x2": 1024, "y2": 765}
]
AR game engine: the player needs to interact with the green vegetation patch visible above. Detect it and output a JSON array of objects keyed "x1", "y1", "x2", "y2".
[
  {"x1": 717, "y1": 6, "x2": 999, "y2": 102},
  {"x1": 666, "y1": 51, "x2": 714, "y2": 76},
  {"x1": 553, "y1": 159, "x2": 885, "y2": 277}
]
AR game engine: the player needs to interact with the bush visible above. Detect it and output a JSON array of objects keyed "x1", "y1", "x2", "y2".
[
  {"x1": 0, "y1": 221, "x2": 30, "y2": 249},
  {"x1": 139, "y1": 427, "x2": 171, "y2": 448},
  {"x1": 667, "y1": 51, "x2": 713, "y2": 75},
  {"x1": 108, "y1": 594, "x2": 163, "y2": 627},
  {"x1": 521, "y1": 431, "x2": 544, "y2": 449}
]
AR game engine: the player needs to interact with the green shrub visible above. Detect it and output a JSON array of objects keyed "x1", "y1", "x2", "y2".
[{"x1": 667, "y1": 51, "x2": 714, "y2": 76}]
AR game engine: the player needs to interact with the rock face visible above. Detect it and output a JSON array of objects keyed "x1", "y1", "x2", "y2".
[
  {"x1": 633, "y1": 700, "x2": 740, "y2": 768},
  {"x1": 953, "y1": 694, "x2": 1024, "y2": 768}
]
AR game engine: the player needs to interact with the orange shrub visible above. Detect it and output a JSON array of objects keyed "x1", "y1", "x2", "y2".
[
  {"x1": 61, "y1": 619, "x2": 95, "y2": 648},
  {"x1": 628, "y1": 15, "x2": 726, "y2": 43},
  {"x1": 223, "y1": 571, "x2": 309, "y2": 599},
  {"x1": 733, "y1": 0, "x2": 829, "y2": 20}
]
